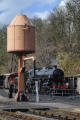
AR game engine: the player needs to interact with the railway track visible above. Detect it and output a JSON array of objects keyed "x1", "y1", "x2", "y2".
[{"x1": 0, "y1": 108, "x2": 79, "y2": 120}]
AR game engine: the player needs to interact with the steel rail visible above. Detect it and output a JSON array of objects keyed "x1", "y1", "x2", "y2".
[
  {"x1": 28, "y1": 108, "x2": 80, "y2": 120},
  {"x1": 0, "y1": 108, "x2": 80, "y2": 120}
]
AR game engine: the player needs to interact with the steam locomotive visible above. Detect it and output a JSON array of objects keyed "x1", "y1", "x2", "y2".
[
  {"x1": 2, "y1": 66, "x2": 68, "y2": 94},
  {"x1": 25, "y1": 66, "x2": 69, "y2": 93}
]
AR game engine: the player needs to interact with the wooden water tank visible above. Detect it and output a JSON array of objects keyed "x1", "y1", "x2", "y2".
[{"x1": 7, "y1": 14, "x2": 35, "y2": 54}]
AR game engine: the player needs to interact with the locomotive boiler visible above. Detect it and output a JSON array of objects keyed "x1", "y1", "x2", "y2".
[{"x1": 25, "y1": 66, "x2": 68, "y2": 94}]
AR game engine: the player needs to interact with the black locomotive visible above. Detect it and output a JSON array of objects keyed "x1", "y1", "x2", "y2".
[{"x1": 25, "y1": 66, "x2": 68, "y2": 94}]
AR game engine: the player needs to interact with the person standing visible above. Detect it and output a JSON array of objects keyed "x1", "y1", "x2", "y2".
[{"x1": 9, "y1": 76, "x2": 14, "y2": 98}]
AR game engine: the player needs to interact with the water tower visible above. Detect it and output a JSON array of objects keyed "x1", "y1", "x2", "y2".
[{"x1": 7, "y1": 14, "x2": 35, "y2": 101}]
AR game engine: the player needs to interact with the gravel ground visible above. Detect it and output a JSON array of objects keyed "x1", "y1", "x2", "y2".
[
  {"x1": 0, "y1": 89, "x2": 80, "y2": 111},
  {"x1": 0, "y1": 115, "x2": 22, "y2": 120},
  {"x1": 0, "y1": 89, "x2": 79, "y2": 119}
]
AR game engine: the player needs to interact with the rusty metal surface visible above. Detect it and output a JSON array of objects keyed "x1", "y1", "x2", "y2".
[
  {"x1": 10, "y1": 14, "x2": 30, "y2": 26},
  {"x1": 7, "y1": 14, "x2": 35, "y2": 54},
  {"x1": 0, "y1": 108, "x2": 80, "y2": 120}
]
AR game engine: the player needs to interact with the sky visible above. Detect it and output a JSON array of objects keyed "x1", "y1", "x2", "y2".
[{"x1": 0, "y1": 0, "x2": 68, "y2": 25}]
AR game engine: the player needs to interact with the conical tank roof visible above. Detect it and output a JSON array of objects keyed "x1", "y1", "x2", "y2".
[{"x1": 10, "y1": 14, "x2": 30, "y2": 26}]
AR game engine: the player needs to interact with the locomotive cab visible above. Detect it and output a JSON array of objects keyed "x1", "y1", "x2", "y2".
[{"x1": 52, "y1": 65, "x2": 65, "y2": 89}]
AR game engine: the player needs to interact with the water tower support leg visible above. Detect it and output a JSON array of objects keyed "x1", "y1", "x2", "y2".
[
  {"x1": 15, "y1": 55, "x2": 27, "y2": 101},
  {"x1": 18, "y1": 55, "x2": 24, "y2": 92}
]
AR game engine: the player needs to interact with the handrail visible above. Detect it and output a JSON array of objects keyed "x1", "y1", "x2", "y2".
[{"x1": 50, "y1": 88, "x2": 77, "y2": 96}]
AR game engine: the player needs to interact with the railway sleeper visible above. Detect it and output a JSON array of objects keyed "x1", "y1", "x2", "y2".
[
  {"x1": 0, "y1": 118, "x2": 4, "y2": 120},
  {"x1": 28, "y1": 109, "x2": 80, "y2": 120},
  {"x1": 0, "y1": 109, "x2": 80, "y2": 120},
  {"x1": 0, "y1": 111, "x2": 42, "y2": 120},
  {"x1": 58, "y1": 115, "x2": 79, "y2": 120},
  {"x1": 51, "y1": 108, "x2": 80, "y2": 118}
]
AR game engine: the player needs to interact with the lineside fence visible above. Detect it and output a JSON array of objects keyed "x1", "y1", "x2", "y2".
[{"x1": 50, "y1": 88, "x2": 77, "y2": 96}]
